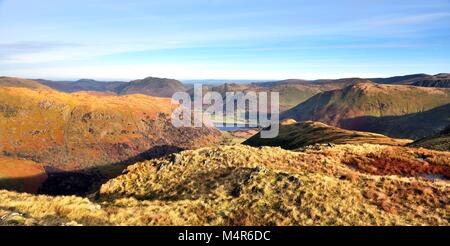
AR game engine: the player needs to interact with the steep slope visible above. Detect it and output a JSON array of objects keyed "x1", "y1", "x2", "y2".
[
  {"x1": 117, "y1": 76, "x2": 186, "y2": 97},
  {"x1": 0, "y1": 86, "x2": 220, "y2": 193},
  {"x1": 39, "y1": 79, "x2": 127, "y2": 93},
  {"x1": 243, "y1": 120, "x2": 411, "y2": 149},
  {"x1": 281, "y1": 83, "x2": 450, "y2": 139},
  {"x1": 1, "y1": 144, "x2": 447, "y2": 225},
  {"x1": 0, "y1": 77, "x2": 50, "y2": 90},
  {"x1": 410, "y1": 125, "x2": 450, "y2": 151}
]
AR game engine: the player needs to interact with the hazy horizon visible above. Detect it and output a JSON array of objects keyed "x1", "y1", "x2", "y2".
[{"x1": 12, "y1": 72, "x2": 446, "y2": 84}]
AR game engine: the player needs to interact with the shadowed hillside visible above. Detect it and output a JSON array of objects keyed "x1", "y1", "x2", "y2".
[
  {"x1": 281, "y1": 83, "x2": 450, "y2": 139},
  {"x1": 339, "y1": 103, "x2": 450, "y2": 140},
  {"x1": 370, "y1": 73, "x2": 450, "y2": 88},
  {"x1": 243, "y1": 120, "x2": 411, "y2": 149},
  {"x1": 410, "y1": 125, "x2": 450, "y2": 151},
  {"x1": 411, "y1": 73, "x2": 450, "y2": 88},
  {"x1": 369, "y1": 74, "x2": 431, "y2": 84}
]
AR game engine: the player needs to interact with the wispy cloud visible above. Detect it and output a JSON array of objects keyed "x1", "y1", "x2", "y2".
[
  {"x1": 0, "y1": 41, "x2": 83, "y2": 61},
  {"x1": 371, "y1": 12, "x2": 450, "y2": 26},
  {"x1": 0, "y1": 40, "x2": 186, "y2": 63},
  {"x1": 0, "y1": 41, "x2": 81, "y2": 51},
  {"x1": 312, "y1": 43, "x2": 418, "y2": 49}
]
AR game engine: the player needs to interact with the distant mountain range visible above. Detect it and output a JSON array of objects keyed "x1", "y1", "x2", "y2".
[
  {"x1": 38, "y1": 77, "x2": 186, "y2": 98},
  {"x1": 3, "y1": 73, "x2": 449, "y2": 141},
  {"x1": 369, "y1": 73, "x2": 450, "y2": 87},
  {"x1": 29, "y1": 73, "x2": 449, "y2": 111},
  {"x1": 37, "y1": 79, "x2": 127, "y2": 93}
]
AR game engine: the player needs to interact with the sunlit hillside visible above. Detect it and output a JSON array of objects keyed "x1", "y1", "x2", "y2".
[{"x1": 0, "y1": 79, "x2": 220, "y2": 193}]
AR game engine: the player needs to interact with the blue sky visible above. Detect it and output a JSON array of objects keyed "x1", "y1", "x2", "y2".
[{"x1": 0, "y1": 0, "x2": 449, "y2": 80}]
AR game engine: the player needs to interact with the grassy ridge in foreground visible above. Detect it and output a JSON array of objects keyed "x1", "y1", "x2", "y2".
[{"x1": 1, "y1": 144, "x2": 447, "y2": 225}]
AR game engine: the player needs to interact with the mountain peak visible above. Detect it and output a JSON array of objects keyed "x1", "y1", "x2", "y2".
[{"x1": 121, "y1": 76, "x2": 186, "y2": 97}]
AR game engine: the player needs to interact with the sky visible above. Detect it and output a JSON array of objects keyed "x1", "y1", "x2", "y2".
[{"x1": 0, "y1": 0, "x2": 449, "y2": 81}]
